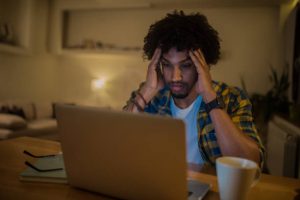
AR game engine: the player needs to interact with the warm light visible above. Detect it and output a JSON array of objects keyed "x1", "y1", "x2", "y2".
[
  {"x1": 279, "y1": 0, "x2": 299, "y2": 30},
  {"x1": 91, "y1": 78, "x2": 106, "y2": 90}
]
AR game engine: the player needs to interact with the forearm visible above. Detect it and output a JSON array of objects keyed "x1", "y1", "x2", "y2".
[
  {"x1": 123, "y1": 85, "x2": 157, "y2": 113},
  {"x1": 123, "y1": 101, "x2": 140, "y2": 113},
  {"x1": 210, "y1": 109, "x2": 260, "y2": 164}
]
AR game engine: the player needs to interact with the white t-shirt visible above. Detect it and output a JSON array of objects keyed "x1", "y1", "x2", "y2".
[{"x1": 170, "y1": 96, "x2": 204, "y2": 164}]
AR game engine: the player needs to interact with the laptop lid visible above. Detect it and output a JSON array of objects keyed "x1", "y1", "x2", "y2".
[{"x1": 56, "y1": 104, "x2": 187, "y2": 200}]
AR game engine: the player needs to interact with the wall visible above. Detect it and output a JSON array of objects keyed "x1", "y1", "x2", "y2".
[
  {"x1": 54, "y1": 53, "x2": 147, "y2": 108},
  {"x1": 282, "y1": 2, "x2": 298, "y2": 101},
  {"x1": 0, "y1": 0, "x2": 58, "y2": 103},
  {"x1": 0, "y1": 1, "x2": 291, "y2": 109},
  {"x1": 58, "y1": 6, "x2": 285, "y2": 108}
]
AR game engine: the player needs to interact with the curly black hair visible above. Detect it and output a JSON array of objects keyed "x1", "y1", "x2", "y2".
[{"x1": 143, "y1": 10, "x2": 221, "y2": 65}]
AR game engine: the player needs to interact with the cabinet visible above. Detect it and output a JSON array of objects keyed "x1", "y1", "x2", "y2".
[{"x1": 0, "y1": 0, "x2": 33, "y2": 54}]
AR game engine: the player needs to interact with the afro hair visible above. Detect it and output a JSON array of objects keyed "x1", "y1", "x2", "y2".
[{"x1": 143, "y1": 10, "x2": 221, "y2": 65}]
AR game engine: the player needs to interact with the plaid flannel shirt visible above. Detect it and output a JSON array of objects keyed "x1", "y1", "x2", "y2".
[{"x1": 124, "y1": 81, "x2": 265, "y2": 168}]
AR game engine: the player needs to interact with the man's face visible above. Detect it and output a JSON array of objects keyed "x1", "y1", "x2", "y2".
[{"x1": 160, "y1": 48, "x2": 198, "y2": 99}]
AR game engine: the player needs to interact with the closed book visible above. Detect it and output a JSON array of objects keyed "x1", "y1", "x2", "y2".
[{"x1": 19, "y1": 154, "x2": 68, "y2": 184}]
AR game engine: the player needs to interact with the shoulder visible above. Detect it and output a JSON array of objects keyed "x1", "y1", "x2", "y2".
[
  {"x1": 213, "y1": 80, "x2": 246, "y2": 96},
  {"x1": 212, "y1": 80, "x2": 251, "y2": 112},
  {"x1": 213, "y1": 80, "x2": 249, "y2": 100}
]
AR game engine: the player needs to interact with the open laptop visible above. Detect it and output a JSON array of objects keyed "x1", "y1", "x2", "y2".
[{"x1": 56, "y1": 104, "x2": 211, "y2": 200}]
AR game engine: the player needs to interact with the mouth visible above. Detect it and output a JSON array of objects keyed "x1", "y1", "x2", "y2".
[{"x1": 170, "y1": 83, "x2": 185, "y2": 92}]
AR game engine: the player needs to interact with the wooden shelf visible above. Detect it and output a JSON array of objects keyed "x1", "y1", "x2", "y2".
[
  {"x1": 49, "y1": 1, "x2": 146, "y2": 55},
  {"x1": 0, "y1": 0, "x2": 33, "y2": 55},
  {"x1": 0, "y1": 43, "x2": 29, "y2": 55},
  {"x1": 60, "y1": 48, "x2": 142, "y2": 58}
]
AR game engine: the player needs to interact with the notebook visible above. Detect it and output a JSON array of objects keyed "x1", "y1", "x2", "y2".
[
  {"x1": 56, "y1": 104, "x2": 210, "y2": 200},
  {"x1": 19, "y1": 153, "x2": 67, "y2": 184}
]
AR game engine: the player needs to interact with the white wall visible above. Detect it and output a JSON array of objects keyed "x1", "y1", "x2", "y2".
[
  {"x1": 0, "y1": 1, "x2": 292, "y2": 109},
  {"x1": 200, "y1": 6, "x2": 284, "y2": 94},
  {"x1": 0, "y1": 53, "x2": 58, "y2": 101},
  {"x1": 54, "y1": 53, "x2": 147, "y2": 108},
  {"x1": 59, "y1": 6, "x2": 285, "y2": 108}
]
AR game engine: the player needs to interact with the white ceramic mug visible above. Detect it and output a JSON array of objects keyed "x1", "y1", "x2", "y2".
[{"x1": 216, "y1": 156, "x2": 260, "y2": 200}]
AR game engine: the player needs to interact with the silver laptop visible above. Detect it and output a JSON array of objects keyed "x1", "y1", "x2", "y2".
[{"x1": 56, "y1": 104, "x2": 210, "y2": 200}]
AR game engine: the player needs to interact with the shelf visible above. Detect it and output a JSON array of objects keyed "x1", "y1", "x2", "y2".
[
  {"x1": 0, "y1": 43, "x2": 29, "y2": 55},
  {"x1": 49, "y1": 1, "x2": 146, "y2": 55},
  {"x1": 0, "y1": 0, "x2": 33, "y2": 55},
  {"x1": 60, "y1": 48, "x2": 142, "y2": 58}
]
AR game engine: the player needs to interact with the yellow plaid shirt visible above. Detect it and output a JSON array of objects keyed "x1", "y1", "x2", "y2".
[{"x1": 124, "y1": 81, "x2": 265, "y2": 168}]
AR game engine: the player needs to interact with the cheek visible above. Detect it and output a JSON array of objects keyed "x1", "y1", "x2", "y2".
[
  {"x1": 162, "y1": 68, "x2": 171, "y2": 79},
  {"x1": 182, "y1": 69, "x2": 197, "y2": 80},
  {"x1": 162, "y1": 72, "x2": 169, "y2": 82},
  {"x1": 182, "y1": 72, "x2": 198, "y2": 86}
]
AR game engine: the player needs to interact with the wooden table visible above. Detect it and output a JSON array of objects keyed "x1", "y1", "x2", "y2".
[{"x1": 0, "y1": 137, "x2": 299, "y2": 200}]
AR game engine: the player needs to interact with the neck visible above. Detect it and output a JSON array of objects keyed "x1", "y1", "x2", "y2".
[{"x1": 173, "y1": 86, "x2": 198, "y2": 109}]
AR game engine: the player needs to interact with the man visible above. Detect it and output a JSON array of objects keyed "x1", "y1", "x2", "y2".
[{"x1": 124, "y1": 10, "x2": 265, "y2": 168}]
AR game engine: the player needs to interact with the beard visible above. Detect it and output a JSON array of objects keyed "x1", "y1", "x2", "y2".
[
  {"x1": 170, "y1": 85, "x2": 189, "y2": 99},
  {"x1": 167, "y1": 79, "x2": 197, "y2": 99},
  {"x1": 172, "y1": 93, "x2": 189, "y2": 99}
]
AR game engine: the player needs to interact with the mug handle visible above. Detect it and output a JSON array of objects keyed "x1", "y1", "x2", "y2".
[{"x1": 251, "y1": 168, "x2": 261, "y2": 187}]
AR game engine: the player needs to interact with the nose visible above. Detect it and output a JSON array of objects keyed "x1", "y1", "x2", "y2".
[{"x1": 171, "y1": 66, "x2": 182, "y2": 82}]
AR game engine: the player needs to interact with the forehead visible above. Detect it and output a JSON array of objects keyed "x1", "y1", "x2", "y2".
[{"x1": 162, "y1": 48, "x2": 190, "y2": 64}]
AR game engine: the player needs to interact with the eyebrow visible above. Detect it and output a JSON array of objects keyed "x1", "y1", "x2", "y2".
[{"x1": 161, "y1": 57, "x2": 191, "y2": 64}]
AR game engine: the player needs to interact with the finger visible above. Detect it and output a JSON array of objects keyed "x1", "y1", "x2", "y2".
[
  {"x1": 192, "y1": 49, "x2": 201, "y2": 60},
  {"x1": 149, "y1": 48, "x2": 161, "y2": 69},
  {"x1": 195, "y1": 49, "x2": 209, "y2": 71},
  {"x1": 193, "y1": 50, "x2": 204, "y2": 66},
  {"x1": 153, "y1": 48, "x2": 161, "y2": 60},
  {"x1": 189, "y1": 51, "x2": 202, "y2": 73}
]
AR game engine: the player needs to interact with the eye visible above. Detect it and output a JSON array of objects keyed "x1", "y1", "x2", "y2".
[
  {"x1": 161, "y1": 62, "x2": 171, "y2": 68},
  {"x1": 180, "y1": 63, "x2": 193, "y2": 69}
]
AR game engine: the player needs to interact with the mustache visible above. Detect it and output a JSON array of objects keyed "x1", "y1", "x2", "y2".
[
  {"x1": 166, "y1": 82, "x2": 189, "y2": 90},
  {"x1": 169, "y1": 81, "x2": 188, "y2": 86}
]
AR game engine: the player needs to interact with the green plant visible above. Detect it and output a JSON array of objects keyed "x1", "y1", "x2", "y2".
[{"x1": 250, "y1": 65, "x2": 291, "y2": 122}]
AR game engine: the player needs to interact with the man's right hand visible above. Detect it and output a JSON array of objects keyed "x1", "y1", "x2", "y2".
[{"x1": 140, "y1": 48, "x2": 164, "y2": 103}]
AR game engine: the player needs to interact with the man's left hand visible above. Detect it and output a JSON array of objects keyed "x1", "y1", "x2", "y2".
[{"x1": 189, "y1": 49, "x2": 217, "y2": 103}]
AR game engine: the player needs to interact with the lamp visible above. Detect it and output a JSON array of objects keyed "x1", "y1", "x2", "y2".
[{"x1": 91, "y1": 78, "x2": 106, "y2": 91}]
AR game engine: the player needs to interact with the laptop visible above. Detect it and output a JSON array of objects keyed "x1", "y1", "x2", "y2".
[{"x1": 56, "y1": 104, "x2": 211, "y2": 200}]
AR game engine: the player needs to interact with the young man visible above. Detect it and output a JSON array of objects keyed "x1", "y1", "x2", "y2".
[{"x1": 124, "y1": 11, "x2": 265, "y2": 168}]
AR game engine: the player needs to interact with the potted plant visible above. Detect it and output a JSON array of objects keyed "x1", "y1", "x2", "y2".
[{"x1": 250, "y1": 65, "x2": 290, "y2": 122}]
